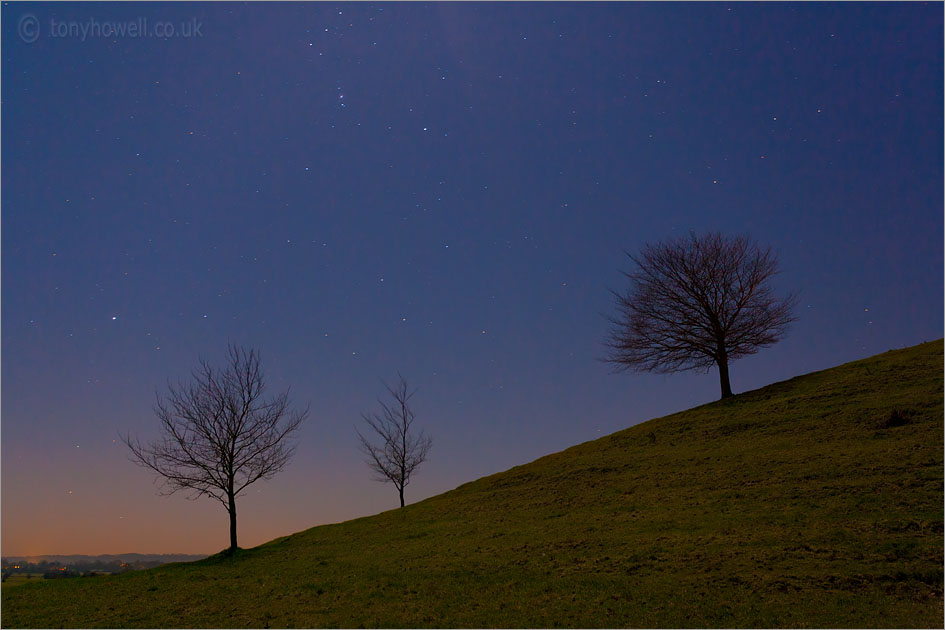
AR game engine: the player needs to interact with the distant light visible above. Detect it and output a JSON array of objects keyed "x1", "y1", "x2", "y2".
[{"x1": 111, "y1": 316, "x2": 118, "y2": 320}]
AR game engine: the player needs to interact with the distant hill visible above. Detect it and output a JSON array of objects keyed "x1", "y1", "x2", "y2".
[
  {"x1": 2, "y1": 341, "x2": 942, "y2": 628},
  {"x1": 2, "y1": 554, "x2": 207, "y2": 566}
]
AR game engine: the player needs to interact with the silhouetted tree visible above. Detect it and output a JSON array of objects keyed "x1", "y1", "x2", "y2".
[
  {"x1": 357, "y1": 376, "x2": 432, "y2": 508},
  {"x1": 605, "y1": 232, "x2": 797, "y2": 399},
  {"x1": 124, "y1": 345, "x2": 307, "y2": 552}
]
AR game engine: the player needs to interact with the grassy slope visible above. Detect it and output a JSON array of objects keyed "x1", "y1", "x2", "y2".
[{"x1": 3, "y1": 341, "x2": 942, "y2": 628}]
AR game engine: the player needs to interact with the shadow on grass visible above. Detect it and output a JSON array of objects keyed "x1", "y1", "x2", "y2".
[{"x1": 193, "y1": 547, "x2": 260, "y2": 566}]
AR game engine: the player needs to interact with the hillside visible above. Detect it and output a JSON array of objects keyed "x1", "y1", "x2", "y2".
[{"x1": 2, "y1": 341, "x2": 942, "y2": 628}]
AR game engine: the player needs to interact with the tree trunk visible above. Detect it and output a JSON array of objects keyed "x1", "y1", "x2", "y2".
[
  {"x1": 398, "y1": 486, "x2": 404, "y2": 508},
  {"x1": 227, "y1": 492, "x2": 238, "y2": 551},
  {"x1": 717, "y1": 353, "x2": 733, "y2": 399}
]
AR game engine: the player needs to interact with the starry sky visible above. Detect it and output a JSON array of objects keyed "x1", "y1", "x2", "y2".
[{"x1": 2, "y1": 2, "x2": 942, "y2": 555}]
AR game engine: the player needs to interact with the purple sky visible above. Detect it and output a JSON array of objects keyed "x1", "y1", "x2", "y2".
[{"x1": 2, "y1": 2, "x2": 942, "y2": 555}]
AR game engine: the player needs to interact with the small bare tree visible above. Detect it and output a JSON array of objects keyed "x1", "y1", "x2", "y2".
[
  {"x1": 605, "y1": 232, "x2": 797, "y2": 399},
  {"x1": 357, "y1": 376, "x2": 432, "y2": 508},
  {"x1": 123, "y1": 345, "x2": 307, "y2": 552}
]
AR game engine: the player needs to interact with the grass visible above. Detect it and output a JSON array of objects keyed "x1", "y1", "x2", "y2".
[
  {"x1": 0, "y1": 575, "x2": 45, "y2": 590},
  {"x1": 2, "y1": 340, "x2": 942, "y2": 628}
]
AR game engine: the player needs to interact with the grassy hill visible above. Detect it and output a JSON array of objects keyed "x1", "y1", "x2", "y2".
[{"x1": 3, "y1": 341, "x2": 942, "y2": 628}]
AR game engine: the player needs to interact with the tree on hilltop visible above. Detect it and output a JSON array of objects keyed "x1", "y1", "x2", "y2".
[
  {"x1": 123, "y1": 345, "x2": 307, "y2": 552},
  {"x1": 604, "y1": 232, "x2": 797, "y2": 399},
  {"x1": 357, "y1": 375, "x2": 432, "y2": 508}
]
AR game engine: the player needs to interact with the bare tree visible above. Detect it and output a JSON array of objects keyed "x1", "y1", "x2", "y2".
[
  {"x1": 604, "y1": 232, "x2": 797, "y2": 399},
  {"x1": 357, "y1": 376, "x2": 432, "y2": 508},
  {"x1": 123, "y1": 345, "x2": 307, "y2": 552}
]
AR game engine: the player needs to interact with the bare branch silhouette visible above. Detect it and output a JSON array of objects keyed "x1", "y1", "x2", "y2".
[
  {"x1": 604, "y1": 232, "x2": 797, "y2": 399},
  {"x1": 356, "y1": 375, "x2": 432, "y2": 508},
  {"x1": 123, "y1": 345, "x2": 307, "y2": 551}
]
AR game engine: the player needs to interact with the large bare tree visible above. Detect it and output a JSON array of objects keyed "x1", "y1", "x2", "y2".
[
  {"x1": 605, "y1": 232, "x2": 797, "y2": 399},
  {"x1": 357, "y1": 376, "x2": 432, "y2": 508},
  {"x1": 124, "y1": 345, "x2": 307, "y2": 552}
]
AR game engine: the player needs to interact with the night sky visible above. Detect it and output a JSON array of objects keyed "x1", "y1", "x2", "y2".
[{"x1": 2, "y1": 2, "x2": 942, "y2": 555}]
